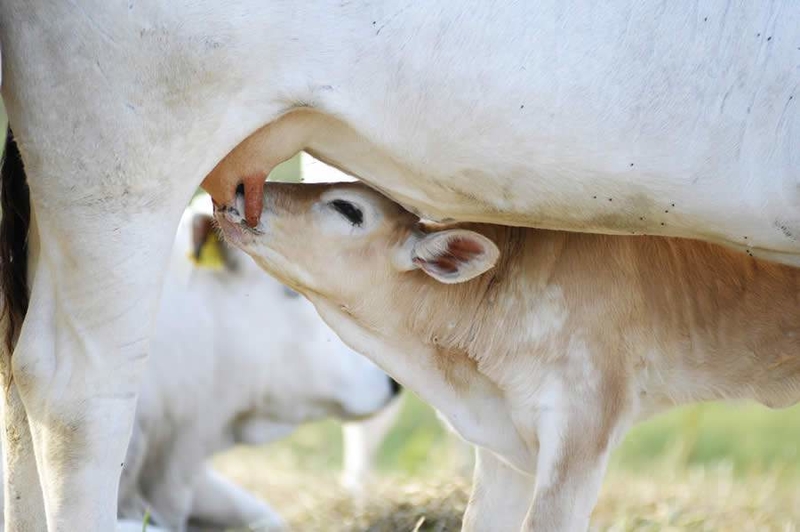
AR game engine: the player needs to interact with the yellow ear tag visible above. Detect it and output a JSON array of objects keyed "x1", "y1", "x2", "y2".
[{"x1": 188, "y1": 232, "x2": 225, "y2": 270}]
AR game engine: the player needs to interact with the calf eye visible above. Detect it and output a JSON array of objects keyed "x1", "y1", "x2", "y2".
[{"x1": 329, "y1": 200, "x2": 363, "y2": 226}]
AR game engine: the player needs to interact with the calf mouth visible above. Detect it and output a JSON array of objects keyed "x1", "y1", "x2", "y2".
[{"x1": 213, "y1": 200, "x2": 263, "y2": 247}]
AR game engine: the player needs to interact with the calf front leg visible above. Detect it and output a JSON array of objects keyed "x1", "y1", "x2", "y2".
[
  {"x1": 523, "y1": 402, "x2": 626, "y2": 531},
  {"x1": 462, "y1": 447, "x2": 536, "y2": 532}
]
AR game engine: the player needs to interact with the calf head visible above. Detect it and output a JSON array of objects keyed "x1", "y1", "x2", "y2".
[{"x1": 215, "y1": 182, "x2": 500, "y2": 307}]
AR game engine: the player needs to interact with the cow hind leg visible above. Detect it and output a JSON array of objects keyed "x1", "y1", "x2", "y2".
[
  {"x1": 1, "y1": 130, "x2": 47, "y2": 530},
  {"x1": 12, "y1": 209, "x2": 184, "y2": 530},
  {"x1": 1, "y1": 138, "x2": 192, "y2": 530},
  {"x1": 1, "y1": 381, "x2": 47, "y2": 530}
]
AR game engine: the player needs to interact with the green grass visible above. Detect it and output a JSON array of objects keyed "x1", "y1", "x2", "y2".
[{"x1": 614, "y1": 402, "x2": 800, "y2": 478}]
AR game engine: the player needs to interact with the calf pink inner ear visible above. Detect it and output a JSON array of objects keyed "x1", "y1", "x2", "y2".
[{"x1": 411, "y1": 229, "x2": 500, "y2": 284}]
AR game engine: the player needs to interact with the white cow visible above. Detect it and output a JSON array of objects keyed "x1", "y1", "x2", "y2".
[
  {"x1": 216, "y1": 180, "x2": 800, "y2": 532},
  {"x1": 0, "y1": 2, "x2": 797, "y2": 529}
]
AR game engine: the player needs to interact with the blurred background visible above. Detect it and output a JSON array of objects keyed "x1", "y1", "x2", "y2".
[{"x1": 2, "y1": 100, "x2": 799, "y2": 531}]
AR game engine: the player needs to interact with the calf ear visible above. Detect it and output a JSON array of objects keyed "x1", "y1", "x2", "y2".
[{"x1": 411, "y1": 229, "x2": 500, "y2": 284}]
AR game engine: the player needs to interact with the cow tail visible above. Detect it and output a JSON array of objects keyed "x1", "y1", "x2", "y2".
[{"x1": 0, "y1": 128, "x2": 31, "y2": 358}]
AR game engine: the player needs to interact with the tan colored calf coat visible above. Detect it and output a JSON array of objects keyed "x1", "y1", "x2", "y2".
[{"x1": 216, "y1": 182, "x2": 800, "y2": 532}]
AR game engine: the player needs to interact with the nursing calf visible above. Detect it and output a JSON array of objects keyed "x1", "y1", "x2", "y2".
[{"x1": 217, "y1": 182, "x2": 800, "y2": 531}]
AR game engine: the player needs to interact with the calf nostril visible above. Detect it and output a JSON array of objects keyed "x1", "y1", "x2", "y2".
[
  {"x1": 235, "y1": 183, "x2": 245, "y2": 197},
  {"x1": 389, "y1": 377, "x2": 402, "y2": 396}
]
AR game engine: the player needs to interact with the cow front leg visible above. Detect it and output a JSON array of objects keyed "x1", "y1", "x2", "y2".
[
  {"x1": 10, "y1": 199, "x2": 183, "y2": 531},
  {"x1": 462, "y1": 447, "x2": 535, "y2": 532}
]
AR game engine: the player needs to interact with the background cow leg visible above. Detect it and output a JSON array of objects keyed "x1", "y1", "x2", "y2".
[
  {"x1": 340, "y1": 396, "x2": 404, "y2": 496},
  {"x1": 10, "y1": 188, "x2": 186, "y2": 530},
  {"x1": 117, "y1": 421, "x2": 151, "y2": 523},
  {"x1": 139, "y1": 427, "x2": 210, "y2": 531},
  {"x1": 462, "y1": 447, "x2": 535, "y2": 532},
  {"x1": 188, "y1": 465, "x2": 285, "y2": 531}
]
